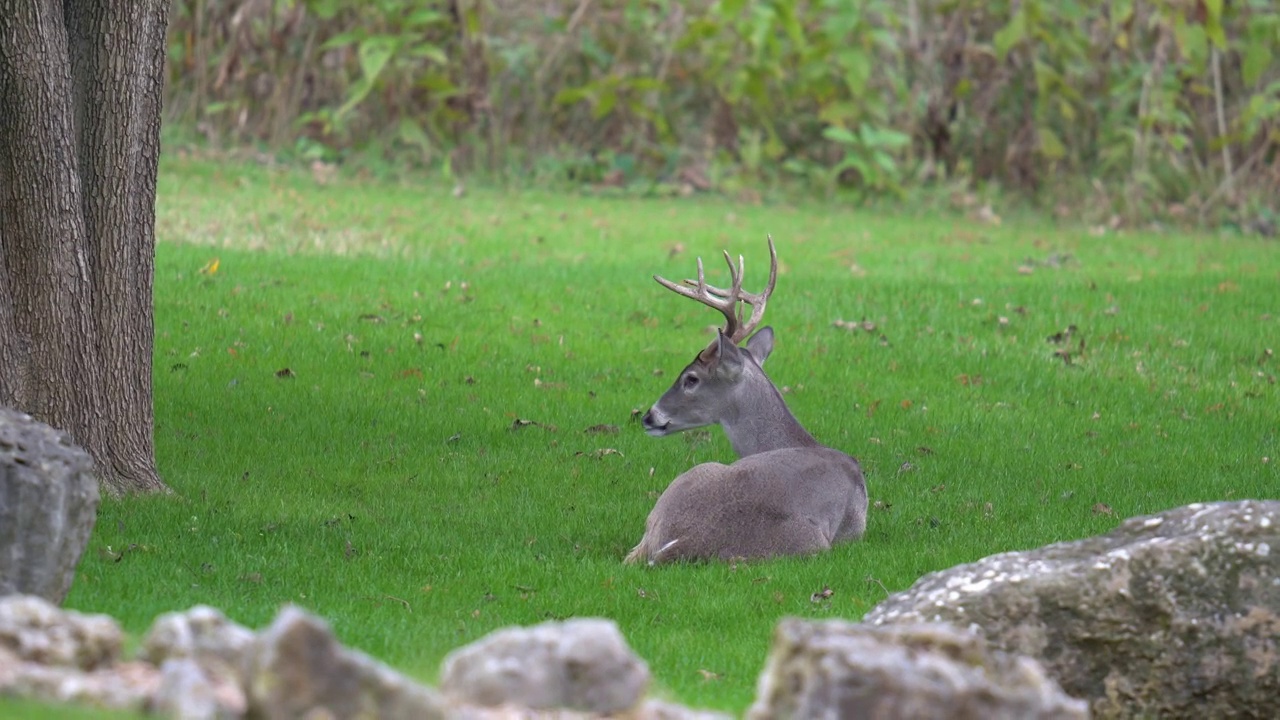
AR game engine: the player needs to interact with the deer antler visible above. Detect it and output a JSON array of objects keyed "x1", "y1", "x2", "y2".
[{"x1": 654, "y1": 235, "x2": 778, "y2": 343}]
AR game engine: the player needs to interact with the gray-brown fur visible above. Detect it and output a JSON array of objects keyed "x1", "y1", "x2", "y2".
[{"x1": 627, "y1": 327, "x2": 868, "y2": 564}]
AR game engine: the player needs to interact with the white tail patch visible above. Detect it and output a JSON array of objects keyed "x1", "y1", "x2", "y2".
[{"x1": 651, "y1": 538, "x2": 681, "y2": 565}]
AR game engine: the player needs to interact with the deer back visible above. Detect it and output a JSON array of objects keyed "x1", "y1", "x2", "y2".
[{"x1": 626, "y1": 447, "x2": 866, "y2": 564}]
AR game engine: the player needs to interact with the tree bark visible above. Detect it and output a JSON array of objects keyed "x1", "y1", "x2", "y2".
[{"x1": 0, "y1": 0, "x2": 170, "y2": 494}]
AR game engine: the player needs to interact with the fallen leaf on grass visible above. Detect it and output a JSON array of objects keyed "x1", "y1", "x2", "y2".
[
  {"x1": 810, "y1": 586, "x2": 834, "y2": 603},
  {"x1": 1047, "y1": 325, "x2": 1078, "y2": 345},
  {"x1": 865, "y1": 399, "x2": 882, "y2": 418},
  {"x1": 275, "y1": 367, "x2": 295, "y2": 379},
  {"x1": 576, "y1": 448, "x2": 624, "y2": 459},
  {"x1": 584, "y1": 424, "x2": 620, "y2": 435},
  {"x1": 510, "y1": 418, "x2": 556, "y2": 432},
  {"x1": 697, "y1": 669, "x2": 722, "y2": 682},
  {"x1": 833, "y1": 318, "x2": 878, "y2": 333},
  {"x1": 1092, "y1": 503, "x2": 1114, "y2": 516}
]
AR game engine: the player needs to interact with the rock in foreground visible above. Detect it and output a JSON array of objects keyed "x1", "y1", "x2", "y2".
[
  {"x1": 245, "y1": 605, "x2": 447, "y2": 720},
  {"x1": 748, "y1": 618, "x2": 1088, "y2": 719},
  {"x1": 0, "y1": 407, "x2": 100, "y2": 604},
  {"x1": 865, "y1": 500, "x2": 1280, "y2": 718},
  {"x1": 440, "y1": 618, "x2": 650, "y2": 715}
]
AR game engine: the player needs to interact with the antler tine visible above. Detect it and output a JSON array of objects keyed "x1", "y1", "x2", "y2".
[
  {"x1": 653, "y1": 254, "x2": 742, "y2": 340},
  {"x1": 683, "y1": 237, "x2": 777, "y2": 342},
  {"x1": 733, "y1": 234, "x2": 778, "y2": 341},
  {"x1": 653, "y1": 236, "x2": 778, "y2": 343}
]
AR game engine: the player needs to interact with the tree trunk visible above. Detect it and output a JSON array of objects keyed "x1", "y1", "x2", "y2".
[{"x1": 0, "y1": 0, "x2": 170, "y2": 495}]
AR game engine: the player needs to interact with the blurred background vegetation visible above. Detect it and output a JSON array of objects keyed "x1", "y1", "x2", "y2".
[{"x1": 164, "y1": 0, "x2": 1279, "y2": 228}]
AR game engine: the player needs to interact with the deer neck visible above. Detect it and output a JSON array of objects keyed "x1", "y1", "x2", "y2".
[{"x1": 721, "y1": 372, "x2": 820, "y2": 457}]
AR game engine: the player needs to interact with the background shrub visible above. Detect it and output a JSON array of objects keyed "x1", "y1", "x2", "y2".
[{"x1": 165, "y1": 0, "x2": 1280, "y2": 223}]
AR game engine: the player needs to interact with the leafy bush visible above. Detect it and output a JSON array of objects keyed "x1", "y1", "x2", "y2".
[{"x1": 164, "y1": 0, "x2": 1280, "y2": 219}]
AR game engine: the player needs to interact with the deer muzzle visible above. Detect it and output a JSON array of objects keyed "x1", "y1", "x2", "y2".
[{"x1": 641, "y1": 407, "x2": 671, "y2": 436}]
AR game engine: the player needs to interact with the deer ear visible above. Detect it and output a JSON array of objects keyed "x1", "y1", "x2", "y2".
[
  {"x1": 744, "y1": 326, "x2": 774, "y2": 367},
  {"x1": 698, "y1": 331, "x2": 749, "y2": 376}
]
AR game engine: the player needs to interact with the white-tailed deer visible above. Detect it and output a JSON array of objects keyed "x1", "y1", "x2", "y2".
[{"x1": 626, "y1": 237, "x2": 868, "y2": 564}]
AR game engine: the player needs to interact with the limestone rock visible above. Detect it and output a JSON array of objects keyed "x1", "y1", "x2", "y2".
[
  {"x1": 142, "y1": 605, "x2": 255, "y2": 672},
  {"x1": 747, "y1": 618, "x2": 1088, "y2": 719},
  {"x1": 151, "y1": 657, "x2": 247, "y2": 720},
  {"x1": 0, "y1": 645, "x2": 160, "y2": 711},
  {"x1": 440, "y1": 618, "x2": 650, "y2": 715},
  {"x1": 864, "y1": 500, "x2": 1280, "y2": 718},
  {"x1": 637, "y1": 698, "x2": 734, "y2": 720},
  {"x1": 244, "y1": 604, "x2": 446, "y2": 720},
  {"x1": 442, "y1": 698, "x2": 732, "y2": 719},
  {"x1": 0, "y1": 407, "x2": 100, "y2": 603},
  {"x1": 0, "y1": 594, "x2": 122, "y2": 670}
]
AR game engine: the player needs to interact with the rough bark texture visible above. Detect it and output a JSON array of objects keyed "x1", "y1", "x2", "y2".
[
  {"x1": 864, "y1": 500, "x2": 1280, "y2": 719},
  {"x1": 0, "y1": 0, "x2": 169, "y2": 494},
  {"x1": 0, "y1": 408, "x2": 100, "y2": 604},
  {"x1": 747, "y1": 619, "x2": 1089, "y2": 720}
]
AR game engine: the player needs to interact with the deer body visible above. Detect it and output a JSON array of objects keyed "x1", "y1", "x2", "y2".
[{"x1": 626, "y1": 239, "x2": 868, "y2": 564}]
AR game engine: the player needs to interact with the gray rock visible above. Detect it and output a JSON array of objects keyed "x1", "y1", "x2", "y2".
[
  {"x1": 0, "y1": 594, "x2": 122, "y2": 670},
  {"x1": 0, "y1": 645, "x2": 160, "y2": 711},
  {"x1": 141, "y1": 606, "x2": 254, "y2": 718},
  {"x1": 747, "y1": 618, "x2": 1088, "y2": 720},
  {"x1": 0, "y1": 407, "x2": 100, "y2": 603},
  {"x1": 244, "y1": 604, "x2": 446, "y2": 720},
  {"x1": 442, "y1": 699, "x2": 732, "y2": 719},
  {"x1": 151, "y1": 657, "x2": 247, "y2": 720},
  {"x1": 142, "y1": 605, "x2": 256, "y2": 672},
  {"x1": 637, "y1": 698, "x2": 734, "y2": 720},
  {"x1": 864, "y1": 500, "x2": 1280, "y2": 719},
  {"x1": 440, "y1": 618, "x2": 650, "y2": 715}
]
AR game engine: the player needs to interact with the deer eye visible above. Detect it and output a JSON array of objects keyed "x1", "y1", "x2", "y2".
[{"x1": 682, "y1": 374, "x2": 700, "y2": 390}]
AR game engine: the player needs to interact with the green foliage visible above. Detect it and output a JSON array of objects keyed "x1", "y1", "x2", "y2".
[
  {"x1": 685, "y1": 0, "x2": 909, "y2": 194},
  {"x1": 165, "y1": 0, "x2": 1280, "y2": 219},
  {"x1": 50, "y1": 155, "x2": 1280, "y2": 715}
]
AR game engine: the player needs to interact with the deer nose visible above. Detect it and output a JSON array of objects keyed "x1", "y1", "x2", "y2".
[{"x1": 642, "y1": 407, "x2": 670, "y2": 435}]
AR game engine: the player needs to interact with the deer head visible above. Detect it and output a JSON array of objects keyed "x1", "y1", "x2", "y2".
[{"x1": 642, "y1": 237, "x2": 783, "y2": 441}]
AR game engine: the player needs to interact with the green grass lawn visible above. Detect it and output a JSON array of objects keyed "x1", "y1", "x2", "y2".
[{"x1": 51, "y1": 155, "x2": 1280, "y2": 714}]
